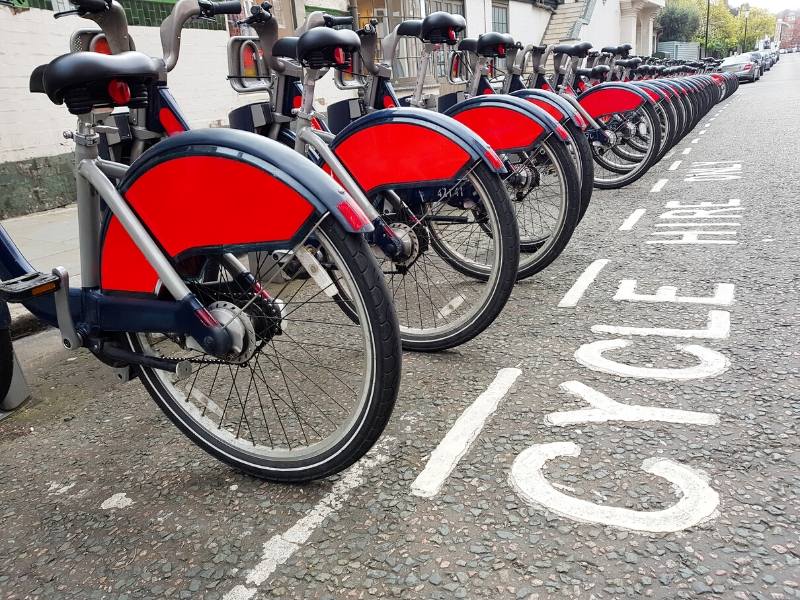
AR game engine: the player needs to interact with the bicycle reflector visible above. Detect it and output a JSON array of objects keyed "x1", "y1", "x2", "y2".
[
  {"x1": 336, "y1": 196, "x2": 370, "y2": 231},
  {"x1": 333, "y1": 47, "x2": 346, "y2": 65},
  {"x1": 497, "y1": 44, "x2": 506, "y2": 58},
  {"x1": 447, "y1": 28, "x2": 456, "y2": 43},
  {"x1": 484, "y1": 149, "x2": 504, "y2": 171},
  {"x1": 107, "y1": 80, "x2": 131, "y2": 105}
]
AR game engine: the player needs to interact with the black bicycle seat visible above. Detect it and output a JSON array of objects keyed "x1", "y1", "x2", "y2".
[
  {"x1": 272, "y1": 36, "x2": 298, "y2": 59},
  {"x1": 397, "y1": 19, "x2": 422, "y2": 37},
  {"x1": 591, "y1": 64, "x2": 611, "y2": 77},
  {"x1": 420, "y1": 11, "x2": 465, "y2": 44},
  {"x1": 296, "y1": 27, "x2": 360, "y2": 69},
  {"x1": 527, "y1": 44, "x2": 547, "y2": 53},
  {"x1": 458, "y1": 38, "x2": 477, "y2": 53},
  {"x1": 553, "y1": 41, "x2": 592, "y2": 57},
  {"x1": 601, "y1": 46, "x2": 617, "y2": 54},
  {"x1": 30, "y1": 51, "x2": 158, "y2": 114},
  {"x1": 476, "y1": 32, "x2": 514, "y2": 57}
]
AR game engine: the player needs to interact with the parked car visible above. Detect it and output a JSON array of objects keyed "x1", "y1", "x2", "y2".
[
  {"x1": 748, "y1": 51, "x2": 767, "y2": 74},
  {"x1": 721, "y1": 54, "x2": 760, "y2": 81}
]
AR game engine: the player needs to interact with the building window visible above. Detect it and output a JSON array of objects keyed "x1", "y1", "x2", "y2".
[
  {"x1": 492, "y1": 1, "x2": 509, "y2": 33},
  {"x1": 426, "y1": 0, "x2": 465, "y2": 15}
]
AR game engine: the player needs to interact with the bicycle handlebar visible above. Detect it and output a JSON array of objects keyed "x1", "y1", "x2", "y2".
[
  {"x1": 71, "y1": 0, "x2": 111, "y2": 13},
  {"x1": 162, "y1": 0, "x2": 241, "y2": 72},
  {"x1": 324, "y1": 14, "x2": 353, "y2": 27}
]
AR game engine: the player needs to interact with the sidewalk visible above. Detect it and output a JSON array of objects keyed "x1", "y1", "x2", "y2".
[{"x1": 1, "y1": 205, "x2": 80, "y2": 337}]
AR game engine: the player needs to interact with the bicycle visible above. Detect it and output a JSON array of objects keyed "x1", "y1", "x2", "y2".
[
  {"x1": 0, "y1": 0, "x2": 402, "y2": 483},
  {"x1": 323, "y1": 13, "x2": 582, "y2": 280}
]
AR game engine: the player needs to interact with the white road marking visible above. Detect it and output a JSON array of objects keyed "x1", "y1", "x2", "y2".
[
  {"x1": 545, "y1": 381, "x2": 720, "y2": 427},
  {"x1": 410, "y1": 368, "x2": 522, "y2": 498},
  {"x1": 101, "y1": 493, "x2": 133, "y2": 510},
  {"x1": 704, "y1": 123, "x2": 711, "y2": 127},
  {"x1": 574, "y1": 339, "x2": 730, "y2": 380},
  {"x1": 665, "y1": 198, "x2": 740, "y2": 209},
  {"x1": 613, "y1": 280, "x2": 734, "y2": 305},
  {"x1": 762, "y1": 237, "x2": 774, "y2": 242},
  {"x1": 699, "y1": 129, "x2": 707, "y2": 135},
  {"x1": 509, "y1": 442, "x2": 719, "y2": 533},
  {"x1": 618, "y1": 209, "x2": 646, "y2": 231},
  {"x1": 682, "y1": 148, "x2": 692, "y2": 155},
  {"x1": 654, "y1": 222, "x2": 740, "y2": 227},
  {"x1": 591, "y1": 310, "x2": 730, "y2": 339},
  {"x1": 557, "y1": 259, "x2": 610, "y2": 308},
  {"x1": 646, "y1": 231, "x2": 738, "y2": 245},
  {"x1": 668, "y1": 160, "x2": 682, "y2": 171},
  {"x1": 650, "y1": 179, "x2": 668, "y2": 193},
  {"x1": 691, "y1": 138, "x2": 700, "y2": 144},
  {"x1": 223, "y1": 439, "x2": 393, "y2": 600}
]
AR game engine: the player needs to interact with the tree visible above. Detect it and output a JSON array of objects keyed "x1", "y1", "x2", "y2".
[
  {"x1": 738, "y1": 6, "x2": 777, "y2": 50},
  {"x1": 693, "y1": 0, "x2": 739, "y2": 56},
  {"x1": 657, "y1": 0, "x2": 701, "y2": 42}
]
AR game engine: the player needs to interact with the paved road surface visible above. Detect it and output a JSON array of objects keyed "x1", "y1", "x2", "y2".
[{"x1": 1, "y1": 57, "x2": 798, "y2": 599}]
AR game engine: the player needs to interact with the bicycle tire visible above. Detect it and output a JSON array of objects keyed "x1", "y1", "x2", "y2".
[{"x1": 129, "y1": 218, "x2": 402, "y2": 482}]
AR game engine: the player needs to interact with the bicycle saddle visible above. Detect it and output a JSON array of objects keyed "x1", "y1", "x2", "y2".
[
  {"x1": 272, "y1": 36, "x2": 299, "y2": 59},
  {"x1": 576, "y1": 64, "x2": 611, "y2": 79},
  {"x1": 458, "y1": 38, "x2": 477, "y2": 53},
  {"x1": 617, "y1": 43, "x2": 633, "y2": 57},
  {"x1": 527, "y1": 44, "x2": 547, "y2": 53},
  {"x1": 420, "y1": 11, "x2": 465, "y2": 44},
  {"x1": 296, "y1": 27, "x2": 360, "y2": 69},
  {"x1": 553, "y1": 41, "x2": 593, "y2": 57},
  {"x1": 397, "y1": 19, "x2": 422, "y2": 37},
  {"x1": 476, "y1": 32, "x2": 514, "y2": 57},
  {"x1": 30, "y1": 51, "x2": 158, "y2": 114}
]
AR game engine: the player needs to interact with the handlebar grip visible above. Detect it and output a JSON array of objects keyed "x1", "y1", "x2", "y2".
[
  {"x1": 211, "y1": 0, "x2": 242, "y2": 15},
  {"x1": 324, "y1": 14, "x2": 354, "y2": 27},
  {"x1": 73, "y1": 0, "x2": 110, "y2": 12}
]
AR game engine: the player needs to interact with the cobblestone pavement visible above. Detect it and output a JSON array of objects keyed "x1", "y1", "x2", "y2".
[{"x1": 1, "y1": 56, "x2": 798, "y2": 600}]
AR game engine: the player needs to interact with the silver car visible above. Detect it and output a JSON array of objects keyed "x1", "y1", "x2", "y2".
[{"x1": 720, "y1": 54, "x2": 760, "y2": 82}]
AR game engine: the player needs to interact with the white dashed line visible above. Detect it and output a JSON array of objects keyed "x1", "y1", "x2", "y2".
[
  {"x1": 668, "y1": 160, "x2": 682, "y2": 171},
  {"x1": 557, "y1": 259, "x2": 610, "y2": 308},
  {"x1": 618, "y1": 209, "x2": 646, "y2": 231},
  {"x1": 682, "y1": 148, "x2": 692, "y2": 155},
  {"x1": 699, "y1": 129, "x2": 707, "y2": 135},
  {"x1": 650, "y1": 179, "x2": 668, "y2": 193},
  {"x1": 410, "y1": 368, "x2": 522, "y2": 498},
  {"x1": 691, "y1": 138, "x2": 700, "y2": 144},
  {"x1": 223, "y1": 439, "x2": 394, "y2": 600}
]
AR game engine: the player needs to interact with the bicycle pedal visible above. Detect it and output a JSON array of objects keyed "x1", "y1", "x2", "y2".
[{"x1": 0, "y1": 271, "x2": 61, "y2": 302}]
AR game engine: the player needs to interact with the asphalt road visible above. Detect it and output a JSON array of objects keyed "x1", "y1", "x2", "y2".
[{"x1": 1, "y1": 56, "x2": 799, "y2": 600}]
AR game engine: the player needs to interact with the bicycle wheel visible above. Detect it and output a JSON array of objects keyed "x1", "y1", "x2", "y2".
[
  {"x1": 373, "y1": 160, "x2": 519, "y2": 352},
  {"x1": 591, "y1": 102, "x2": 662, "y2": 189},
  {"x1": 502, "y1": 136, "x2": 581, "y2": 279},
  {"x1": 128, "y1": 216, "x2": 401, "y2": 482},
  {"x1": 563, "y1": 120, "x2": 595, "y2": 222}
]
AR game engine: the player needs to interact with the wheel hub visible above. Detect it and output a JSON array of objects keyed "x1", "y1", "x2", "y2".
[{"x1": 208, "y1": 300, "x2": 258, "y2": 364}]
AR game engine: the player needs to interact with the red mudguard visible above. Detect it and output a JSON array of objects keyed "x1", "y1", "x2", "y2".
[
  {"x1": 443, "y1": 95, "x2": 567, "y2": 154},
  {"x1": 577, "y1": 82, "x2": 653, "y2": 119},
  {"x1": 99, "y1": 129, "x2": 365, "y2": 294},
  {"x1": 329, "y1": 107, "x2": 503, "y2": 195},
  {"x1": 510, "y1": 88, "x2": 587, "y2": 130}
]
